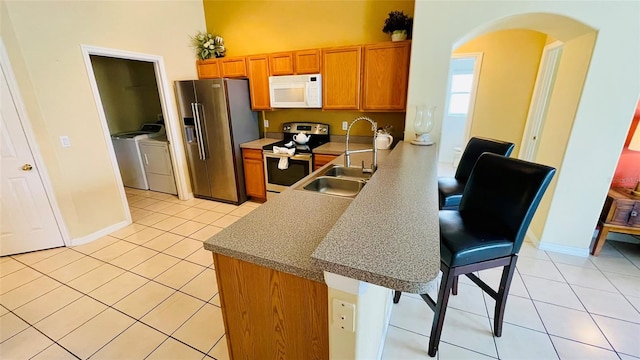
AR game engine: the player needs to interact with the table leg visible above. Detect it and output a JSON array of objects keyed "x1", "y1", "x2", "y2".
[{"x1": 591, "y1": 225, "x2": 610, "y2": 256}]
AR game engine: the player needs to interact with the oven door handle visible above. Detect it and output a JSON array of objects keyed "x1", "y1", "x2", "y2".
[{"x1": 264, "y1": 153, "x2": 311, "y2": 161}]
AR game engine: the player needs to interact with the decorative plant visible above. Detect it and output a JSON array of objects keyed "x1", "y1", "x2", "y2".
[
  {"x1": 382, "y1": 10, "x2": 413, "y2": 38},
  {"x1": 190, "y1": 31, "x2": 226, "y2": 60}
]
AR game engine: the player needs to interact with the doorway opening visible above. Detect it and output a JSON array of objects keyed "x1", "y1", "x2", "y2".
[
  {"x1": 81, "y1": 45, "x2": 189, "y2": 222},
  {"x1": 438, "y1": 53, "x2": 482, "y2": 169}
]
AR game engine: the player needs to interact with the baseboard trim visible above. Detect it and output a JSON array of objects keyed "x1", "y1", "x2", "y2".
[
  {"x1": 526, "y1": 229, "x2": 589, "y2": 257},
  {"x1": 537, "y1": 241, "x2": 590, "y2": 257},
  {"x1": 68, "y1": 219, "x2": 131, "y2": 246}
]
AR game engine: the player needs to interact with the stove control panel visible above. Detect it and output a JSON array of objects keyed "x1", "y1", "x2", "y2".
[{"x1": 282, "y1": 122, "x2": 330, "y2": 134}]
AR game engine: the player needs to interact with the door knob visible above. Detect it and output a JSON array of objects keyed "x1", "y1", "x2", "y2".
[{"x1": 22, "y1": 164, "x2": 33, "y2": 171}]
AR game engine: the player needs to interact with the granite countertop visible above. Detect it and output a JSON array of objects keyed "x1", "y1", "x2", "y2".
[
  {"x1": 204, "y1": 141, "x2": 440, "y2": 292},
  {"x1": 240, "y1": 138, "x2": 280, "y2": 149},
  {"x1": 311, "y1": 142, "x2": 440, "y2": 293},
  {"x1": 313, "y1": 142, "x2": 374, "y2": 155}
]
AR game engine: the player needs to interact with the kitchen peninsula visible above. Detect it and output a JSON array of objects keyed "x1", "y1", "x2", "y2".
[{"x1": 204, "y1": 141, "x2": 440, "y2": 359}]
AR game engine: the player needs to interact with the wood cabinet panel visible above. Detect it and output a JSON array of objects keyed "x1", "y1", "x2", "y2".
[
  {"x1": 322, "y1": 46, "x2": 362, "y2": 110},
  {"x1": 220, "y1": 57, "x2": 247, "y2": 78},
  {"x1": 246, "y1": 55, "x2": 271, "y2": 110},
  {"x1": 362, "y1": 41, "x2": 410, "y2": 111},
  {"x1": 196, "y1": 59, "x2": 221, "y2": 79},
  {"x1": 214, "y1": 253, "x2": 329, "y2": 360},
  {"x1": 269, "y1": 52, "x2": 294, "y2": 75},
  {"x1": 242, "y1": 148, "x2": 267, "y2": 201},
  {"x1": 295, "y1": 49, "x2": 321, "y2": 74},
  {"x1": 314, "y1": 154, "x2": 338, "y2": 171}
]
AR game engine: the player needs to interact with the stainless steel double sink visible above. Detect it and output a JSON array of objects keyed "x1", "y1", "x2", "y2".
[{"x1": 295, "y1": 165, "x2": 372, "y2": 198}]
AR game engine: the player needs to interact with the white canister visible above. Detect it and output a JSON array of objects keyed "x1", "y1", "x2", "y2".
[{"x1": 375, "y1": 134, "x2": 393, "y2": 150}]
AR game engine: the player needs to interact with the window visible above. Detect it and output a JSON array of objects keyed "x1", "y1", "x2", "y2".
[{"x1": 447, "y1": 73, "x2": 474, "y2": 116}]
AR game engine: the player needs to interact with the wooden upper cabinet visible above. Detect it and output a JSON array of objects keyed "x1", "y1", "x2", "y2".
[
  {"x1": 246, "y1": 55, "x2": 271, "y2": 110},
  {"x1": 322, "y1": 46, "x2": 362, "y2": 110},
  {"x1": 196, "y1": 59, "x2": 221, "y2": 79},
  {"x1": 269, "y1": 52, "x2": 294, "y2": 75},
  {"x1": 294, "y1": 49, "x2": 321, "y2": 74},
  {"x1": 362, "y1": 41, "x2": 411, "y2": 111},
  {"x1": 220, "y1": 57, "x2": 248, "y2": 78}
]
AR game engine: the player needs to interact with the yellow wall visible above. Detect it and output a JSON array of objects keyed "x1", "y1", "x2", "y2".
[
  {"x1": 91, "y1": 56, "x2": 163, "y2": 135},
  {"x1": 3, "y1": 0, "x2": 204, "y2": 240},
  {"x1": 529, "y1": 31, "x2": 597, "y2": 243},
  {"x1": 264, "y1": 110, "x2": 406, "y2": 138},
  {"x1": 204, "y1": 0, "x2": 414, "y2": 137},
  {"x1": 454, "y1": 29, "x2": 547, "y2": 155},
  {"x1": 203, "y1": 0, "x2": 415, "y2": 56}
]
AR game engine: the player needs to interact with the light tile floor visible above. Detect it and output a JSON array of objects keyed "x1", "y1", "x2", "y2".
[
  {"x1": 2, "y1": 186, "x2": 640, "y2": 359},
  {"x1": 0, "y1": 188, "x2": 261, "y2": 359}
]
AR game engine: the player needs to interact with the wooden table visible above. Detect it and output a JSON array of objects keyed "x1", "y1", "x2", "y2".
[{"x1": 592, "y1": 187, "x2": 640, "y2": 256}]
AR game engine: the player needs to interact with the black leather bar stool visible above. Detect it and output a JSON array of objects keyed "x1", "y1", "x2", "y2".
[
  {"x1": 439, "y1": 137, "x2": 515, "y2": 209},
  {"x1": 394, "y1": 153, "x2": 555, "y2": 357}
]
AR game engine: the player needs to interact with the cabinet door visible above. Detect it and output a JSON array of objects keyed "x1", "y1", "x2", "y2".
[
  {"x1": 322, "y1": 46, "x2": 361, "y2": 110},
  {"x1": 220, "y1": 57, "x2": 248, "y2": 78},
  {"x1": 242, "y1": 149, "x2": 266, "y2": 201},
  {"x1": 197, "y1": 59, "x2": 221, "y2": 79},
  {"x1": 246, "y1": 55, "x2": 271, "y2": 110},
  {"x1": 294, "y1": 49, "x2": 321, "y2": 74},
  {"x1": 269, "y1": 52, "x2": 294, "y2": 75},
  {"x1": 362, "y1": 41, "x2": 410, "y2": 111},
  {"x1": 314, "y1": 154, "x2": 338, "y2": 170}
]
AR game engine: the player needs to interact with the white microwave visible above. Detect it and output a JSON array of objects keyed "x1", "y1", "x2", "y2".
[{"x1": 269, "y1": 74, "x2": 322, "y2": 108}]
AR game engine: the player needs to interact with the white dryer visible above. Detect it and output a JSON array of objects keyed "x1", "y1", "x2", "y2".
[
  {"x1": 111, "y1": 123, "x2": 165, "y2": 190},
  {"x1": 138, "y1": 136, "x2": 177, "y2": 195}
]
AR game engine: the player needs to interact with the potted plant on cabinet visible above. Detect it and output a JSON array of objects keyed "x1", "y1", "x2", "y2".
[{"x1": 382, "y1": 10, "x2": 413, "y2": 41}]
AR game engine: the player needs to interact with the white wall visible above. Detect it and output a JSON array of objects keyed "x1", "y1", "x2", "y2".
[
  {"x1": 407, "y1": 1, "x2": 640, "y2": 253},
  {"x1": 2, "y1": 0, "x2": 204, "y2": 240}
]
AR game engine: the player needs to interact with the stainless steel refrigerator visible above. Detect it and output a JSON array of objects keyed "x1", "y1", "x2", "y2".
[{"x1": 175, "y1": 78, "x2": 259, "y2": 204}]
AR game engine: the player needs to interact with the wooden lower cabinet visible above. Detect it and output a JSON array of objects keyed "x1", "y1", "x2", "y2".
[
  {"x1": 242, "y1": 148, "x2": 266, "y2": 202},
  {"x1": 213, "y1": 253, "x2": 329, "y2": 360},
  {"x1": 314, "y1": 154, "x2": 338, "y2": 171}
]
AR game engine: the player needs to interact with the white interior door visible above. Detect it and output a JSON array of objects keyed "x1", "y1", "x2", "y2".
[
  {"x1": 519, "y1": 41, "x2": 563, "y2": 161},
  {"x1": 1, "y1": 65, "x2": 64, "y2": 256}
]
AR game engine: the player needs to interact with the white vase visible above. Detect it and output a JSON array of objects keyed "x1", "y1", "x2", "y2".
[{"x1": 391, "y1": 31, "x2": 407, "y2": 41}]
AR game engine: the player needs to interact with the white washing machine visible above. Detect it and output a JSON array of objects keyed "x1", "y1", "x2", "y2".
[
  {"x1": 138, "y1": 136, "x2": 177, "y2": 195},
  {"x1": 111, "y1": 124, "x2": 165, "y2": 189}
]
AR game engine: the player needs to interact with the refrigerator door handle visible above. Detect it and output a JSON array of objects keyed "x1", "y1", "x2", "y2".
[{"x1": 192, "y1": 102, "x2": 207, "y2": 160}]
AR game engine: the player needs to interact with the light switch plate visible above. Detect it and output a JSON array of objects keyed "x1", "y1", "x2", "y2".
[
  {"x1": 60, "y1": 136, "x2": 71, "y2": 148},
  {"x1": 264, "y1": 119, "x2": 269, "y2": 128},
  {"x1": 342, "y1": 121, "x2": 348, "y2": 130}
]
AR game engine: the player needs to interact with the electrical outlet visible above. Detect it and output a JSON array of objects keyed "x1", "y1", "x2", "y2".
[
  {"x1": 59, "y1": 136, "x2": 71, "y2": 148},
  {"x1": 342, "y1": 121, "x2": 348, "y2": 131},
  {"x1": 332, "y1": 299, "x2": 355, "y2": 332},
  {"x1": 264, "y1": 119, "x2": 269, "y2": 128}
]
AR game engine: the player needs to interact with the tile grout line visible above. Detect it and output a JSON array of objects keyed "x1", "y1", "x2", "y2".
[
  {"x1": 513, "y1": 266, "x2": 562, "y2": 360},
  {"x1": 4, "y1": 246, "x2": 220, "y2": 357},
  {"x1": 548, "y1": 256, "x2": 619, "y2": 356}
]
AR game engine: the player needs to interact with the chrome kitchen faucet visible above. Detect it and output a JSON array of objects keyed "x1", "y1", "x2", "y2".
[{"x1": 345, "y1": 116, "x2": 378, "y2": 174}]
